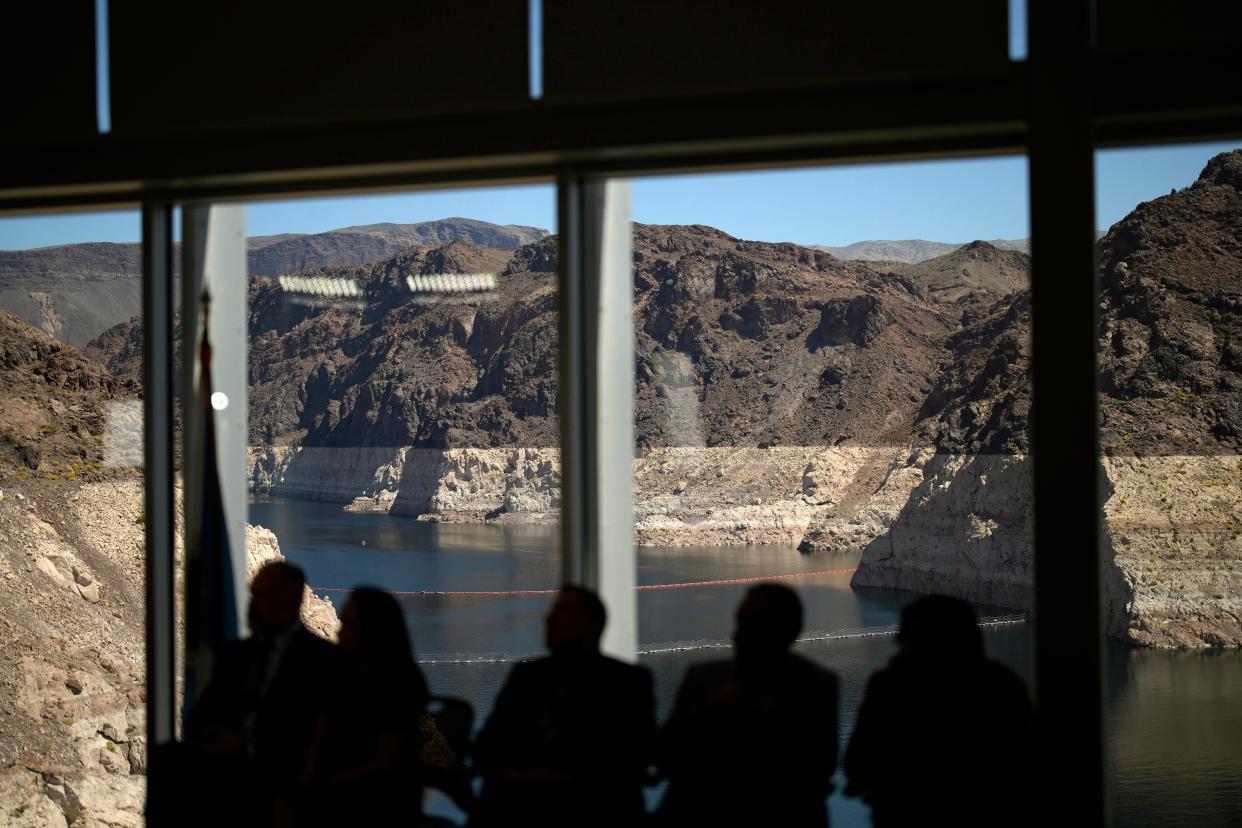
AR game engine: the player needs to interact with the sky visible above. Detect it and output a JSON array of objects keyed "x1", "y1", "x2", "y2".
[{"x1": 0, "y1": 139, "x2": 1236, "y2": 251}]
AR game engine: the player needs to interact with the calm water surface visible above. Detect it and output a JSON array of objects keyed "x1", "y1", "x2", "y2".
[{"x1": 250, "y1": 497, "x2": 1242, "y2": 827}]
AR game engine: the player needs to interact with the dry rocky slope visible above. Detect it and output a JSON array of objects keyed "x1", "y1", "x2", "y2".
[
  {"x1": 853, "y1": 151, "x2": 1242, "y2": 647},
  {"x1": 84, "y1": 151, "x2": 1242, "y2": 651},
  {"x1": 235, "y1": 226, "x2": 997, "y2": 547},
  {"x1": 0, "y1": 313, "x2": 337, "y2": 825},
  {"x1": 233, "y1": 224, "x2": 1022, "y2": 454},
  {"x1": 236, "y1": 225, "x2": 1027, "y2": 554},
  {"x1": 0, "y1": 219, "x2": 548, "y2": 351},
  {"x1": 0, "y1": 244, "x2": 142, "y2": 349}
]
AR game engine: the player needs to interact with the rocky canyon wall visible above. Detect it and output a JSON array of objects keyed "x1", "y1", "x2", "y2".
[
  {"x1": 850, "y1": 453, "x2": 1035, "y2": 609},
  {"x1": 1104, "y1": 456, "x2": 1242, "y2": 648},
  {"x1": 849, "y1": 452, "x2": 1242, "y2": 648},
  {"x1": 248, "y1": 444, "x2": 923, "y2": 546},
  {"x1": 249, "y1": 443, "x2": 1241, "y2": 647},
  {"x1": 0, "y1": 478, "x2": 339, "y2": 827},
  {"x1": 248, "y1": 446, "x2": 562, "y2": 521}
]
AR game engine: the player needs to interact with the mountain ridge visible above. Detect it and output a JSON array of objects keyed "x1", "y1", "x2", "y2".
[
  {"x1": 813, "y1": 237, "x2": 1030, "y2": 263},
  {"x1": 0, "y1": 218, "x2": 550, "y2": 347}
]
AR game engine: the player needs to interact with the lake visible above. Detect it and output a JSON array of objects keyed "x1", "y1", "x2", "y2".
[{"x1": 249, "y1": 497, "x2": 1242, "y2": 828}]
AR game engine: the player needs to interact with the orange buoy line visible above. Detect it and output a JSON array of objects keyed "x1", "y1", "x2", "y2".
[
  {"x1": 310, "y1": 567, "x2": 858, "y2": 597},
  {"x1": 635, "y1": 567, "x2": 857, "y2": 590}
]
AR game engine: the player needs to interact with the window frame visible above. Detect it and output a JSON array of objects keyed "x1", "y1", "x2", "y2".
[{"x1": 3, "y1": 8, "x2": 1236, "y2": 826}]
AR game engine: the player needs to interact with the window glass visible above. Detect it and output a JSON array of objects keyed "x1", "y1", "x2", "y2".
[
  {"x1": 0, "y1": 209, "x2": 148, "y2": 820},
  {"x1": 240, "y1": 186, "x2": 560, "y2": 715},
  {"x1": 627, "y1": 158, "x2": 1034, "y2": 825},
  {"x1": 1096, "y1": 140, "x2": 1242, "y2": 828}
]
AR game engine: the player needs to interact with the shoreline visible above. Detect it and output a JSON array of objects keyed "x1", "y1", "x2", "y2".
[{"x1": 250, "y1": 444, "x2": 1242, "y2": 648}]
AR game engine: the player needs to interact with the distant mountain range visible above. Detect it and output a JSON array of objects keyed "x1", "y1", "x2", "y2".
[
  {"x1": 245, "y1": 218, "x2": 548, "y2": 276},
  {"x1": 814, "y1": 232, "x2": 1114, "y2": 264},
  {"x1": 813, "y1": 238, "x2": 1031, "y2": 263},
  {"x1": 0, "y1": 218, "x2": 548, "y2": 346},
  {"x1": 0, "y1": 219, "x2": 1104, "y2": 348}
]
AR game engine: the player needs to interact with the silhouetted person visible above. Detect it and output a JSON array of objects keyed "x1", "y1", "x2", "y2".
[
  {"x1": 472, "y1": 586, "x2": 655, "y2": 828},
  {"x1": 183, "y1": 561, "x2": 340, "y2": 826},
  {"x1": 843, "y1": 595, "x2": 1041, "y2": 828},
  {"x1": 658, "y1": 583, "x2": 839, "y2": 828},
  {"x1": 302, "y1": 586, "x2": 430, "y2": 825}
]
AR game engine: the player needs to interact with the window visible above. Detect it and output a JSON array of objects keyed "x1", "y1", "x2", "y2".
[
  {"x1": 238, "y1": 187, "x2": 560, "y2": 718},
  {"x1": 0, "y1": 209, "x2": 148, "y2": 819},
  {"x1": 1095, "y1": 140, "x2": 1242, "y2": 828},
  {"x1": 625, "y1": 158, "x2": 1034, "y2": 823}
]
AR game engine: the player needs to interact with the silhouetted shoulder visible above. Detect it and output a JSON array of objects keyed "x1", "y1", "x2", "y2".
[
  {"x1": 980, "y1": 658, "x2": 1029, "y2": 693},
  {"x1": 788, "y1": 652, "x2": 838, "y2": 687},
  {"x1": 600, "y1": 654, "x2": 654, "y2": 684},
  {"x1": 293, "y1": 625, "x2": 339, "y2": 656},
  {"x1": 285, "y1": 626, "x2": 345, "y2": 685},
  {"x1": 207, "y1": 636, "x2": 257, "y2": 673},
  {"x1": 679, "y1": 658, "x2": 735, "y2": 688},
  {"x1": 514, "y1": 653, "x2": 650, "y2": 682}
]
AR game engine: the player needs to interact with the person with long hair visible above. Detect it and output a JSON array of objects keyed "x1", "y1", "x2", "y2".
[{"x1": 303, "y1": 586, "x2": 430, "y2": 825}]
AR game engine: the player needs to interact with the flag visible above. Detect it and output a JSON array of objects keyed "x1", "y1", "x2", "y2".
[{"x1": 184, "y1": 290, "x2": 241, "y2": 709}]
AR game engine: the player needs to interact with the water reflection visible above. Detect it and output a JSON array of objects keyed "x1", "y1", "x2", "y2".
[{"x1": 1107, "y1": 644, "x2": 1242, "y2": 828}]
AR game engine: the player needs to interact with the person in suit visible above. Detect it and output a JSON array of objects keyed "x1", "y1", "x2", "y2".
[
  {"x1": 472, "y1": 586, "x2": 656, "y2": 828},
  {"x1": 843, "y1": 594, "x2": 1044, "y2": 828},
  {"x1": 658, "y1": 583, "x2": 839, "y2": 828},
  {"x1": 184, "y1": 560, "x2": 341, "y2": 825},
  {"x1": 302, "y1": 586, "x2": 430, "y2": 826}
]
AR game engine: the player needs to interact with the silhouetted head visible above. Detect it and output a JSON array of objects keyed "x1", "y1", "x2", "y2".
[
  {"x1": 248, "y1": 561, "x2": 305, "y2": 636},
  {"x1": 545, "y1": 586, "x2": 607, "y2": 656},
  {"x1": 338, "y1": 586, "x2": 416, "y2": 673},
  {"x1": 733, "y1": 583, "x2": 803, "y2": 662},
  {"x1": 896, "y1": 594, "x2": 984, "y2": 661}
]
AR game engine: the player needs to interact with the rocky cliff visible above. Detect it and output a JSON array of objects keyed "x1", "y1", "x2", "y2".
[
  {"x1": 248, "y1": 443, "x2": 923, "y2": 546},
  {"x1": 233, "y1": 223, "x2": 973, "y2": 453},
  {"x1": 851, "y1": 150, "x2": 1242, "y2": 647},
  {"x1": 0, "y1": 310, "x2": 138, "y2": 481},
  {"x1": 0, "y1": 312, "x2": 339, "y2": 824},
  {"x1": 0, "y1": 239, "x2": 143, "y2": 347},
  {"x1": 0, "y1": 473, "x2": 340, "y2": 826}
]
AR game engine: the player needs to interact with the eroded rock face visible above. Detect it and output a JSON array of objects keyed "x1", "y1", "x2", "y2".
[
  {"x1": 194, "y1": 223, "x2": 980, "y2": 457},
  {"x1": 244, "y1": 523, "x2": 340, "y2": 641},
  {"x1": 851, "y1": 454, "x2": 1035, "y2": 611},
  {"x1": 916, "y1": 293, "x2": 1030, "y2": 454},
  {"x1": 250, "y1": 443, "x2": 928, "y2": 547},
  {"x1": 1104, "y1": 456, "x2": 1242, "y2": 648},
  {"x1": 1097, "y1": 150, "x2": 1242, "y2": 457},
  {"x1": 251, "y1": 446, "x2": 562, "y2": 524},
  {"x1": 851, "y1": 151, "x2": 1242, "y2": 647},
  {"x1": 0, "y1": 757, "x2": 147, "y2": 827},
  {"x1": 799, "y1": 449, "x2": 933, "y2": 554},
  {"x1": 0, "y1": 471, "x2": 342, "y2": 828},
  {"x1": 850, "y1": 453, "x2": 1242, "y2": 647},
  {"x1": 814, "y1": 295, "x2": 887, "y2": 347},
  {"x1": 0, "y1": 478, "x2": 151, "y2": 826}
]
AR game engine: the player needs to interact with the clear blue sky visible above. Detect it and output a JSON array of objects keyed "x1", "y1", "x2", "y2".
[{"x1": 1, "y1": 140, "x2": 1236, "y2": 251}]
